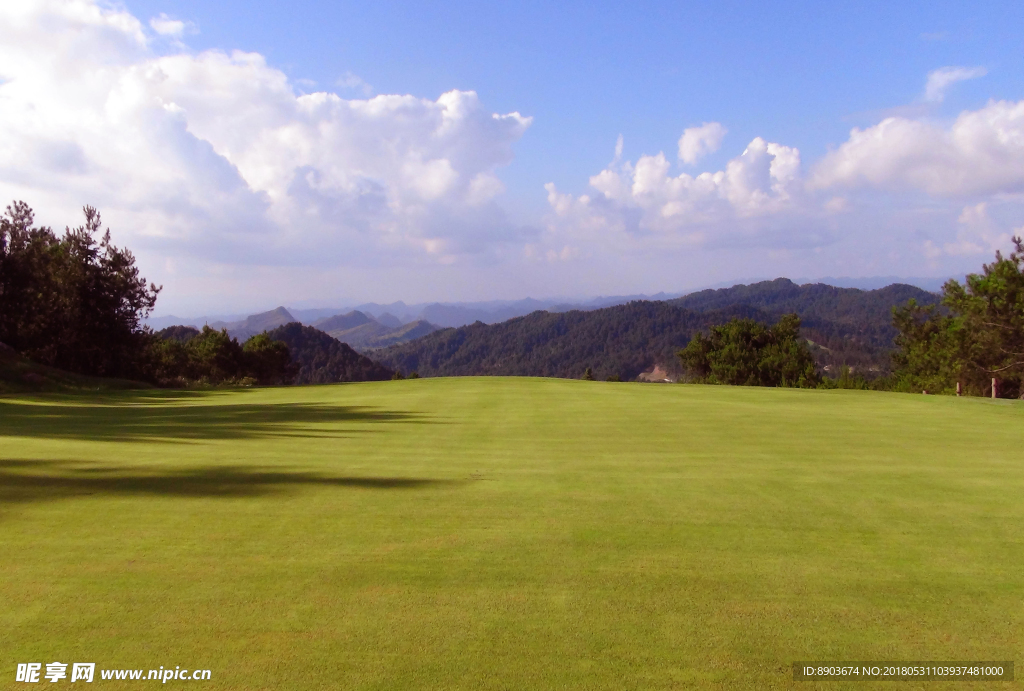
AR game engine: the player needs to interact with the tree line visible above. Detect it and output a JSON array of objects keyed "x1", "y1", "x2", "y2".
[
  {"x1": 889, "y1": 237, "x2": 1024, "y2": 398},
  {"x1": 3, "y1": 199, "x2": 1020, "y2": 395},
  {"x1": 673, "y1": 238, "x2": 1024, "y2": 397},
  {"x1": 0, "y1": 202, "x2": 293, "y2": 386}
]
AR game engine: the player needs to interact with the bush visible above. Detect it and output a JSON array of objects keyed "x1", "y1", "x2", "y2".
[{"x1": 677, "y1": 314, "x2": 820, "y2": 388}]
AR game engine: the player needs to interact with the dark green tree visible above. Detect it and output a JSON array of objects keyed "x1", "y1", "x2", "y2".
[
  {"x1": 892, "y1": 236, "x2": 1024, "y2": 397},
  {"x1": 183, "y1": 327, "x2": 245, "y2": 383},
  {"x1": 242, "y1": 333, "x2": 295, "y2": 385},
  {"x1": 677, "y1": 313, "x2": 819, "y2": 387},
  {"x1": 0, "y1": 201, "x2": 160, "y2": 378},
  {"x1": 149, "y1": 327, "x2": 295, "y2": 386},
  {"x1": 890, "y1": 301, "x2": 964, "y2": 394}
]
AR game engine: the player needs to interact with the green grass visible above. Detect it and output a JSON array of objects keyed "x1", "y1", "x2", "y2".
[{"x1": 1, "y1": 378, "x2": 1022, "y2": 689}]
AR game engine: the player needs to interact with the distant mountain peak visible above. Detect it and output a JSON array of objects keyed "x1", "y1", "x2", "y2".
[{"x1": 313, "y1": 310, "x2": 376, "y2": 332}]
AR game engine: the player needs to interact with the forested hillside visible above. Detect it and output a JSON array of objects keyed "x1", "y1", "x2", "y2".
[
  {"x1": 265, "y1": 323, "x2": 393, "y2": 384},
  {"x1": 672, "y1": 279, "x2": 939, "y2": 370},
  {"x1": 374, "y1": 280, "x2": 939, "y2": 381},
  {"x1": 315, "y1": 314, "x2": 440, "y2": 351},
  {"x1": 374, "y1": 303, "x2": 769, "y2": 381}
]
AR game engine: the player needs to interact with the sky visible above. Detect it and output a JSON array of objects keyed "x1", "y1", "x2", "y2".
[{"x1": 1, "y1": 0, "x2": 1022, "y2": 315}]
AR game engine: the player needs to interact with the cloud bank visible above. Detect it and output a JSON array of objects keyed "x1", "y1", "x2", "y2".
[
  {"x1": 0, "y1": 0, "x2": 531, "y2": 268},
  {"x1": 542, "y1": 95, "x2": 1024, "y2": 266},
  {"x1": 813, "y1": 99, "x2": 1024, "y2": 196}
]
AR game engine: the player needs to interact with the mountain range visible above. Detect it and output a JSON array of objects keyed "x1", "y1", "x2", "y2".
[
  {"x1": 144, "y1": 275, "x2": 953, "y2": 332},
  {"x1": 371, "y1": 279, "x2": 941, "y2": 381},
  {"x1": 195, "y1": 307, "x2": 438, "y2": 351},
  {"x1": 310, "y1": 311, "x2": 440, "y2": 350},
  {"x1": 264, "y1": 323, "x2": 394, "y2": 384},
  {"x1": 151, "y1": 278, "x2": 942, "y2": 384}
]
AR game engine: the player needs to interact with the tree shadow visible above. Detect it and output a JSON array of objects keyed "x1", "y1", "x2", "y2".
[
  {"x1": 0, "y1": 459, "x2": 465, "y2": 506},
  {"x1": 0, "y1": 393, "x2": 435, "y2": 442}
]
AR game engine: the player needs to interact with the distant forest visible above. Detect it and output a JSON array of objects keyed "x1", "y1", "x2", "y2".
[{"x1": 373, "y1": 280, "x2": 940, "y2": 382}]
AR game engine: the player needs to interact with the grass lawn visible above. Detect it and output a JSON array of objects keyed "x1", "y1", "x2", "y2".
[{"x1": 1, "y1": 378, "x2": 1023, "y2": 689}]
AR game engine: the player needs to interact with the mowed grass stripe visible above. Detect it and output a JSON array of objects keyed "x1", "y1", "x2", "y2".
[{"x1": 1, "y1": 378, "x2": 1022, "y2": 689}]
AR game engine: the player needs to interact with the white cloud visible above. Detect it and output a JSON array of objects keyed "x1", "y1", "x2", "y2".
[
  {"x1": 924, "y1": 65, "x2": 987, "y2": 102},
  {"x1": 544, "y1": 135, "x2": 806, "y2": 250},
  {"x1": 813, "y1": 99, "x2": 1024, "y2": 196},
  {"x1": 677, "y1": 122, "x2": 727, "y2": 164},
  {"x1": 933, "y1": 202, "x2": 1015, "y2": 257},
  {"x1": 542, "y1": 95, "x2": 1024, "y2": 267},
  {"x1": 0, "y1": 0, "x2": 531, "y2": 269},
  {"x1": 149, "y1": 13, "x2": 186, "y2": 37}
]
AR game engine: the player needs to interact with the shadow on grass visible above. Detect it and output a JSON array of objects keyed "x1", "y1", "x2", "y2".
[
  {"x1": 0, "y1": 391, "x2": 434, "y2": 442},
  {"x1": 0, "y1": 459, "x2": 464, "y2": 505}
]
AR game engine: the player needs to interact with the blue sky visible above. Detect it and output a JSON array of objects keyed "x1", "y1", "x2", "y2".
[
  {"x1": 1, "y1": 0, "x2": 1022, "y2": 314},
  {"x1": 125, "y1": 0, "x2": 1020, "y2": 200}
]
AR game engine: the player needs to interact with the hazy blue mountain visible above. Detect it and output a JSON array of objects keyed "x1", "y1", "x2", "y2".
[
  {"x1": 287, "y1": 307, "x2": 351, "y2": 324},
  {"x1": 361, "y1": 320, "x2": 439, "y2": 349},
  {"x1": 313, "y1": 310, "x2": 375, "y2": 332},
  {"x1": 209, "y1": 306, "x2": 296, "y2": 341},
  {"x1": 375, "y1": 312, "x2": 404, "y2": 328},
  {"x1": 326, "y1": 319, "x2": 440, "y2": 351},
  {"x1": 144, "y1": 277, "x2": 950, "y2": 332}
]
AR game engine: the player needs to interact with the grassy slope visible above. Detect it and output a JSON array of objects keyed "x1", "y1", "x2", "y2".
[
  {"x1": 0, "y1": 346, "x2": 148, "y2": 394},
  {"x1": 1, "y1": 379, "x2": 1022, "y2": 690}
]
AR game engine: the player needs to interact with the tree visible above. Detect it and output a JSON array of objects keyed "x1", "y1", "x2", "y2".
[
  {"x1": 149, "y1": 327, "x2": 296, "y2": 386},
  {"x1": 890, "y1": 300, "x2": 964, "y2": 394},
  {"x1": 677, "y1": 313, "x2": 820, "y2": 387},
  {"x1": 0, "y1": 201, "x2": 160, "y2": 378},
  {"x1": 189, "y1": 327, "x2": 244, "y2": 382},
  {"x1": 892, "y1": 236, "x2": 1024, "y2": 397},
  {"x1": 582, "y1": 367, "x2": 594, "y2": 380},
  {"x1": 242, "y1": 333, "x2": 295, "y2": 385}
]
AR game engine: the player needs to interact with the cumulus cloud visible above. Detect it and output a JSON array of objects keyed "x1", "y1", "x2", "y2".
[
  {"x1": 812, "y1": 99, "x2": 1024, "y2": 196},
  {"x1": 0, "y1": 0, "x2": 531, "y2": 267},
  {"x1": 544, "y1": 135, "x2": 806, "y2": 252},
  {"x1": 924, "y1": 65, "x2": 987, "y2": 102},
  {"x1": 542, "y1": 92, "x2": 1024, "y2": 264},
  {"x1": 925, "y1": 202, "x2": 1016, "y2": 257},
  {"x1": 677, "y1": 122, "x2": 727, "y2": 164}
]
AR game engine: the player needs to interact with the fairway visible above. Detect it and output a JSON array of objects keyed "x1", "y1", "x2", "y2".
[{"x1": 2, "y1": 378, "x2": 1023, "y2": 689}]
